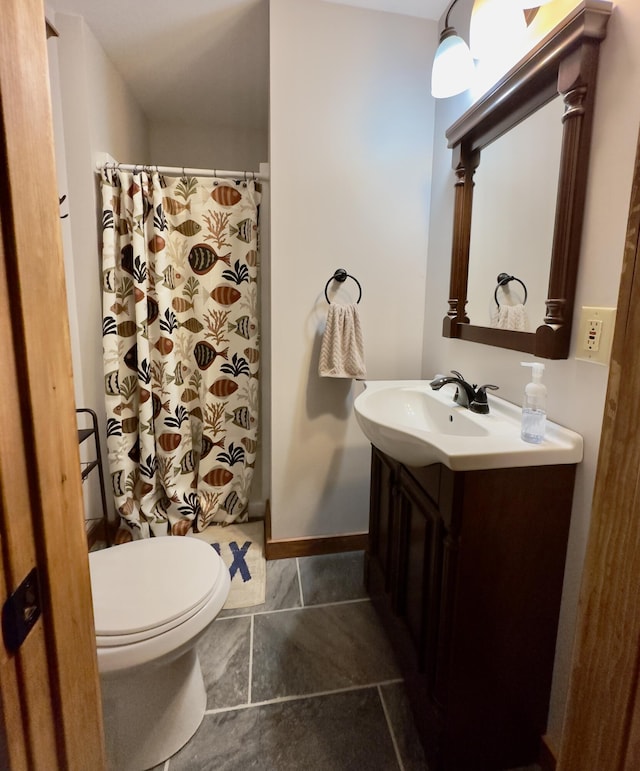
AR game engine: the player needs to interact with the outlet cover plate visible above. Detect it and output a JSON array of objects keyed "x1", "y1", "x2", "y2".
[{"x1": 575, "y1": 306, "x2": 616, "y2": 364}]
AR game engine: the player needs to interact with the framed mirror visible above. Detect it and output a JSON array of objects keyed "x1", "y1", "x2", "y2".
[{"x1": 442, "y1": 0, "x2": 612, "y2": 359}]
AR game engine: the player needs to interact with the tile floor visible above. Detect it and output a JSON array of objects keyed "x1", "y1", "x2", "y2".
[
  {"x1": 155, "y1": 551, "x2": 543, "y2": 771},
  {"x1": 156, "y1": 551, "x2": 427, "y2": 770}
]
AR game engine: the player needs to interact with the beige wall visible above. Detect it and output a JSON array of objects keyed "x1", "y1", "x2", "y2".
[
  {"x1": 149, "y1": 122, "x2": 267, "y2": 171},
  {"x1": 268, "y1": 0, "x2": 437, "y2": 540},
  {"x1": 49, "y1": 13, "x2": 150, "y2": 524},
  {"x1": 424, "y1": 0, "x2": 640, "y2": 746}
]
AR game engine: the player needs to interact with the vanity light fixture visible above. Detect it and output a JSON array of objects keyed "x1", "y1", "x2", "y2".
[
  {"x1": 469, "y1": 0, "x2": 527, "y2": 62},
  {"x1": 431, "y1": 0, "x2": 475, "y2": 99}
]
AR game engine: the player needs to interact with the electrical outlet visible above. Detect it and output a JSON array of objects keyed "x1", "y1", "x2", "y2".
[
  {"x1": 576, "y1": 306, "x2": 616, "y2": 365},
  {"x1": 586, "y1": 318, "x2": 602, "y2": 350}
]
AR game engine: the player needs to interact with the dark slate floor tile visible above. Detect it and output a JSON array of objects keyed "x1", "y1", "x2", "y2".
[
  {"x1": 197, "y1": 616, "x2": 251, "y2": 710},
  {"x1": 379, "y1": 682, "x2": 428, "y2": 771},
  {"x1": 170, "y1": 688, "x2": 400, "y2": 771},
  {"x1": 251, "y1": 601, "x2": 400, "y2": 702},
  {"x1": 218, "y1": 557, "x2": 301, "y2": 618},
  {"x1": 298, "y1": 550, "x2": 367, "y2": 605}
]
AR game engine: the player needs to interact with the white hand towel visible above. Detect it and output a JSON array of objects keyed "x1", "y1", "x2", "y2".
[
  {"x1": 318, "y1": 303, "x2": 367, "y2": 378},
  {"x1": 490, "y1": 303, "x2": 529, "y2": 331}
]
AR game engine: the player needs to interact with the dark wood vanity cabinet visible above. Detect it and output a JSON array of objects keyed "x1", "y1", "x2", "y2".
[{"x1": 365, "y1": 446, "x2": 576, "y2": 770}]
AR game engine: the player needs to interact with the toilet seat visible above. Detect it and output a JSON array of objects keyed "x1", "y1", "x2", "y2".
[{"x1": 90, "y1": 537, "x2": 225, "y2": 647}]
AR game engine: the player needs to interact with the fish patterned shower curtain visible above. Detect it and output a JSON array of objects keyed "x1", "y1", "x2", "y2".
[{"x1": 100, "y1": 169, "x2": 260, "y2": 538}]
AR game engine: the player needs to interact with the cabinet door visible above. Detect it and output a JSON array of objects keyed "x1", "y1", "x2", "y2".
[
  {"x1": 396, "y1": 467, "x2": 444, "y2": 682},
  {"x1": 369, "y1": 447, "x2": 399, "y2": 594}
]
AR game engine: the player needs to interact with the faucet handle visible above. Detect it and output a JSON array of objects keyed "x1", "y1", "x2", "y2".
[
  {"x1": 469, "y1": 384, "x2": 499, "y2": 414},
  {"x1": 449, "y1": 370, "x2": 468, "y2": 406}
]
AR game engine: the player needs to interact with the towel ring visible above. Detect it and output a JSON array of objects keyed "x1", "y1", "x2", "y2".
[
  {"x1": 324, "y1": 269, "x2": 362, "y2": 304},
  {"x1": 494, "y1": 272, "x2": 527, "y2": 307}
]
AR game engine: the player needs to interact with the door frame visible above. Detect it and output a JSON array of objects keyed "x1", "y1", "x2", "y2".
[
  {"x1": 0, "y1": 0, "x2": 105, "y2": 767},
  {"x1": 558, "y1": 123, "x2": 640, "y2": 769}
]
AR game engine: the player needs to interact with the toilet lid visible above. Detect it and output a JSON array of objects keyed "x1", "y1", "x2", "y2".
[{"x1": 89, "y1": 537, "x2": 225, "y2": 640}]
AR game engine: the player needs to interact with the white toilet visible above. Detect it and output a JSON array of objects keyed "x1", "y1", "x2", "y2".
[{"x1": 89, "y1": 536, "x2": 230, "y2": 771}]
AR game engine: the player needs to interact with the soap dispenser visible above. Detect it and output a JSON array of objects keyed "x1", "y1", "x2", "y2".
[{"x1": 521, "y1": 362, "x2": 546, "y2": 444}]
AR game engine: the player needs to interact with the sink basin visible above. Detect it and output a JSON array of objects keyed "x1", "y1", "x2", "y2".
[{"x1": 354, "y1": 380, "x2": 583, "y2": 470}]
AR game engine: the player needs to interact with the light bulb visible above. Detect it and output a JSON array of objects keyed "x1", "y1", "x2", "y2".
[
  {"x1": 470, "y1": 0, "x2": 527, "y2": 62},
  {"x1": 431, "y1": 28, "x2": 475, "y2": 99}
]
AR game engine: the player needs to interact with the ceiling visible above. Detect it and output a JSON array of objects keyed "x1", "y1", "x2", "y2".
[{"x1": 47, "y1": 0, "x2": 447, "y2": 130}]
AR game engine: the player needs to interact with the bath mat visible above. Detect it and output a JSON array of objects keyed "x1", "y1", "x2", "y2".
[{"x1": 190, "y1": 521, "x2": 266, "y2": 609}]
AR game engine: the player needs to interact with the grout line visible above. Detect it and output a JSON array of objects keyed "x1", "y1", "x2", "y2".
[
  {"x1": 302, "y1": 597, "x2": 370, "y2": 610},
  {"x1": 259, "y1": 597, "x2": 370, "y2": 614},
  {"x1": 217, "y1": 597, "x2": 372, "y2": 621},
  {"x1": 204, "y1": 678, "x2": 404, "y2": 716},
  {"x1": 378, "y1": 684, "x2": 406, "y2": 771},
  {"x1": 248, "y1": 614, "x2": 254, "y2": 704},
  {"x1": 296, "y1": 557, "x2": 305, "y2": 607}
]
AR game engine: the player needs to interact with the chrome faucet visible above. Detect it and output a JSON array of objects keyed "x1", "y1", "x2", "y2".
[{"x1": 430, "y1": 370, "x2": 498, "y2": 414}]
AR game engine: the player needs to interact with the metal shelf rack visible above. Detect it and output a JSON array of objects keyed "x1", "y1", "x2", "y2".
[{"x1": 76, "y1": 408, "x2": 110, "y2": 547}]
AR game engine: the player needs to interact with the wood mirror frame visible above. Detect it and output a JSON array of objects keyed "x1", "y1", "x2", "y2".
[{"x1": 442, "y1": 0, "x2": 612, "y2": 359}]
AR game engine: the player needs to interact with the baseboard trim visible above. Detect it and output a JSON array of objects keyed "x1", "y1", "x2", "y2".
[
  {"x1": 264, "y1": 500, "x2": 368, "y2": 560},
  {"x1": 265, "y1": 532, "x2": 369, "y2": 560},
  {"x1": 540, "y1": 734, "x2": 557, "y2": 771}
]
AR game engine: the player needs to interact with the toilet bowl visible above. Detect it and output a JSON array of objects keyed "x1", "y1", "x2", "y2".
[{"x1": 89, "y1": 536, "x2": 230, "y2": 771}]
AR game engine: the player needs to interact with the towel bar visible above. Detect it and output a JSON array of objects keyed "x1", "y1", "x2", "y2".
[{"x1": 324, "y1": 269, "x2": 362, "y2": 304}]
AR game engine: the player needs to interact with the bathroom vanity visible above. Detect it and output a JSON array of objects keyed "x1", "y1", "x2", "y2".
[{"x1": 365, "y1": 446, "x2": 576, "y2": 770}]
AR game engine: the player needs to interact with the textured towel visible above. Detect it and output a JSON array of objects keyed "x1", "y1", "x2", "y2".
[
  {"x1": 318, "y1": 303, "x2": 367, "y2": 378},
  {"x1": 490, "y1": 303, "x2": 529, "y2": 331}
]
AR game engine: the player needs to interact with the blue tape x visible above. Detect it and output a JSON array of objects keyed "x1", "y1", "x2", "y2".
[{"x1": 211, "y1": 540, "x2": 252, "y2": 583}]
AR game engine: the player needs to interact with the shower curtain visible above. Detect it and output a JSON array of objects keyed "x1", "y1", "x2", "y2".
[{"x1": 100, "y1": 168, "x2": 260, "y2": 538}]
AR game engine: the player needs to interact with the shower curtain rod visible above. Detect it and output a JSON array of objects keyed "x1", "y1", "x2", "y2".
[{"x1": 97, "y1": 162, "x2": 269, "y2": 182}]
